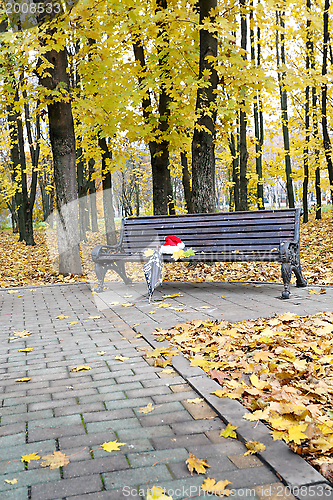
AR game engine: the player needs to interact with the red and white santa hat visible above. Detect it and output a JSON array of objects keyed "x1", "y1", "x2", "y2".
[{"x1": 161, "y1": 235, "x2": 185, "y2": 254}]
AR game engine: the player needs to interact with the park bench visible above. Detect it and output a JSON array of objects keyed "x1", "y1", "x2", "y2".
[{"x1": 91, "y1": 208, "x2": 307, "y2": 299}]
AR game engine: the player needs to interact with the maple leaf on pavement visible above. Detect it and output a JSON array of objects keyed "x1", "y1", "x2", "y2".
[
  {"x1": 13, "y1": 330, "x2": 31, "y2": 338},
  {"x1": 146, "y1": 486, "x2": 173, "y2": 500},
  {"x1": 244, "y1": 441, "x2": 266, "y2": 456},
  {"x1": 114, "y1": 355, "x2": 129, "y2": 362},
  {"x1": 101, "y1": 440, "x2": 127, "y2": 452},
  {"x1": 201, "y1": 478, "x2": 232, "y2": 496},
  {"x1": 220, "y1": 423, "x2": 238, "y2": 439},
  {"x1": 56, "y1": 314, "x2": 70, "y2": 319},
  {"x1": 70, "y1": 366, "x2": 91, "y2": 372},
  {"x1": 4, "y1": 478, "x2": 18, "y2": 484},
  {"x1": 138, "y1": 403, "x2": 155, "y2": 414},
  {"x1": 21, "y1": 452, "x2": 40, "y2": 463},
  {"x1": 186, "y1": 452, "x2": 210, "y2": 475},
  {"x1": 41, "y1": 451, "x2": 69, "y2": 469}
]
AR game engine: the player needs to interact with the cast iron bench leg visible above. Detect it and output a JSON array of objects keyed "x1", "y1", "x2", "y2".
[
  {"x1": 95, "y1": 263, "x2": 107, "y2": 293},
  {"x1": 110, "y1": 262, "x2": 132, "y2": 285},
  {"x1": 281, "y1": 262, "x2": 291, "y2": 299}
]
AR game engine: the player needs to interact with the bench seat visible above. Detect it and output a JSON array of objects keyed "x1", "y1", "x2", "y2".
[{"x1": 91, "y1": 208, "x2": 307, "y2": 299}]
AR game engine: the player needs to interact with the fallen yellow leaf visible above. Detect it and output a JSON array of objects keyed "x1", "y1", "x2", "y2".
[
  {"x1": 16, "y1": 377, "x2": 31, "y2": 383},
  {"x1": 4, "y1": 478, "x2": 18, "y2": 484},
  {"x1": 220, "y1": 423, "x2": 238, "y2": 439},
  {"x1": 146, "y1": 485, "x2": 173, "y2": 500},
  {"x1": 186, "y1": 452, "x2": 210, "y2": 475},
  {"x1": 201, "y1": 478, "x2": 232, "y2": 496},
  {"x1": 244, "y1": 441, "x2": 266, "y2": 456},
  {"x1": 160, "y1": 368, "x2": 175, "y2": 374},
  {"x1": 56, "y1": 314, "x2": 70, "y2": 319},
  {"x1": 121, "y1": 303, "x2": 134, "y2": 307},
  {"x1": 138, "y1": 403, "x2": 155, "y2": 414},
  {"x1": 18, "y1": 348, "x2": 34, "y2": 352},
  {"x1": 70, "y1": 366, "x2": 91, "y2": 372},
  {"x1": 114, "y1": 356, "x2": 129, "y2": 362},
  {"x1": 41, "y1": 451, "x2": 69, "y2": 469},
  {"x1": 13, "y1": 330, "x2": 31, "y2": 338},
  {"x1": 21, "y1": 452, "x2": 40, "y2": 463},
  {"x1": 101, "y1": 440, "x2": 126, "y2": 452}
]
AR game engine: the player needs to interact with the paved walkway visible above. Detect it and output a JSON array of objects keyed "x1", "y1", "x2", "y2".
[{"x1": 0, "y1": 280, "x2": 333, "y2": 500}]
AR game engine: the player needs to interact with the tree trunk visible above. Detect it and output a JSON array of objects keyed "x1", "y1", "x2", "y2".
[
  {"x1": 23, "y1": 95, "x2": 40, "y2": 245},
  {"x1": 311, "y1": 65, "x2": 321, "y2": 220},
  {"x1": 88, "y1": 158, "x2": 99, "y2": 232},
  {"x1": 39, "y1": 48, "x2": 82, "y2": 275},
  {"x1": 77, "y1": 147, "x2": 88, "y2": 242},
  {"x1": 191, "y1": 0, "x2": 218, "y2": 213},
  {"x1": 238, "y1": 0, "x2": 248, "y2": 211},
  {"x1": 250, "y1": 2, "x2": 264, "y2": 209},
  {"x1": 303, "y1": 0, "x2": 311, "y2": 223},
  {"x1": 180, "y1": 152, "x2": 193, "y2": 213},
  {"x1": 98, "y1": 137, "x2": 116, "y2": 245},
  {"x1": 276, "y1": 9, "x2": 295, "y2": 208},
  {"x1": 229, "y1": 131, "x2": 239, "y2": 211},
  {"x1": 132, "y1": 0, "x2": 171, "y2": 215},
  {"x1": 167, "y1": 170, "x2": 176, "y2": 215},
  {"x1": 7, "y1": 98, "x2": 26, "y2": 241},
  {"x1": 322, "y1": 0, "x2": 333, "y2": 202}
]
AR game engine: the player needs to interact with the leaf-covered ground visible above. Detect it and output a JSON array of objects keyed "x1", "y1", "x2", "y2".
[
  {"x1": 153, "y1": 310, "x2": 333, "y2": 483},
  {"x1": 0, "y1": 210, "x2": 332, "y2": 288}
]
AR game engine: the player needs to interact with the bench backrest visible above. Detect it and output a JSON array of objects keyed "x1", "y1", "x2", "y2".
[{"x1": 120, "y1": 208, "x2": 301, "y2": 254}]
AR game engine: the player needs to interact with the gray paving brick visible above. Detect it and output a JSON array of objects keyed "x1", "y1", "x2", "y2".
[
  {"x1": 116, "y1": 425, "x2": 175, "y2": 442},
  {"x1": 65, "y1": 488, "x2": 144, "y2": 500},
  {"x1": 98, "y1": 381, "x2": 141, "y2": 394},
  {"x1": 127, "y1": 447, "x2": 189, "y2": 468},
  {"x1": 151, "y1": 433, "x2": 211, "y2": 450},
  {"x1": 28, "y1": 398, "x2": 77, "y2": 412},
  {"x1": 0, "y1": 467, "x2": 60, "y2": 493},
  {"x1": 28, "y1": 423, "x2": 86, "y2": 443},
  {"x1": 63, "y1": 455, "x2": 129, "y2": 478},
  {"x1": 104, "y1": 397, "x2": 154, "y2": 411},
  {"x1": 54, "y1": 402, "x2": 105, "y2": 417},
  {"x1": 0, "y1": 486, "x2": 28, "y2": 500},
  {"x1": 152, "y1": 391, "x2": 198, "y2": 403},
  {"x1": 125, "y1": 385, "x2": 172, "y2": 399},
  {"x1": 103, "y1": 464, "x2": 173, "y2": 490},
  {"x1": 138, "y1": 410, "x2": 194, "y2": 427},
  {"x1": 170, "y1": 418, "x2": 222, "y2": 435},
  {"x1": 82, "y1": 408, "x2": 134, "y2": 423},
  {"x1": 31, "y1": 474, "x2": 102, "y2": 500},
  {"x1": 141, "y1": 377, "x2": 184, "y2": 388},
  {"x1": 4, "y1": 394, "x2": 51, "y2": 407},
  {"x1": 79, "y1": 391, "x2": 127, "y2": 405},
  {"x1": 86, "y1": 417, "x2": 141, "y2": 434},
  {"x1": 0, "y1": 432, "x2": 26, "y2": 448},
  {"x1": 59, "y1": 430, "x2": 117, "y2": 450},
  {"x1": 0, "y1": 422, "x2": 26, "y2": 436}
]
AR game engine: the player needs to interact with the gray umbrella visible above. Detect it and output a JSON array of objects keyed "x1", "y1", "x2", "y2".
[{"x1": 144, "y1": 249, "x2": 163, "y2": 302}]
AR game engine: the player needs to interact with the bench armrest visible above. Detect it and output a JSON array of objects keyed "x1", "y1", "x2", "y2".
[
  {"x1": 91, "y1": 244, "x2": 121, "y2": 262},
  {"x1": 91, "y1": 219, "x2": 127, "y2": 262}
]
